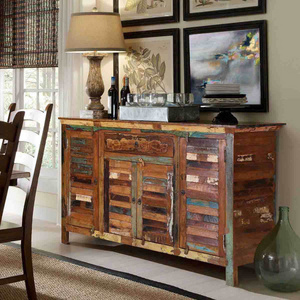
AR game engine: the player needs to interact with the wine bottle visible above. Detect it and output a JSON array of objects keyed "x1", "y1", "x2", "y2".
[
  {"x1": 120, "y1": 77, "x2": 130, "y2": 106},
  {"x1": 108, "y1": 76, "x2": 118, "y2": 120}
]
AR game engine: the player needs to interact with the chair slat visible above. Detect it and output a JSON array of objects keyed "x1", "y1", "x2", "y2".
[
  {"x1": 0, "y1": 121, "x2": 17, "y2": 142},
  {"x1": 16, "y1": 178, "x2": 30, "y2": 193},
  {"x1": 19, "y1": 130, "x2": 40, "y2": 148},
  {"x1": 15, "y1": 152, "x2": 35, "y2": 171},
  {"x1": 10, "y1": 109, "x2": 46, "y2": 126}
]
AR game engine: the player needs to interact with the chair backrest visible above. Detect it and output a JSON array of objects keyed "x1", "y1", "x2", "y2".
[
  {"x1": 7, "y1": 104, "x2": 53, "y2": 230},
  {"x1": 0, "y1": 112, "x2": 24, "y2": 223}
]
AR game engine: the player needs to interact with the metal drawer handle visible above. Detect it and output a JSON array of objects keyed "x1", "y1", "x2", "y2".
[
  {"x1": 132, "y1": 197, "x2": 136, "y2": 204},
  {"x1": 137, "y1": 198, "x2": 142, "y2": 205}
]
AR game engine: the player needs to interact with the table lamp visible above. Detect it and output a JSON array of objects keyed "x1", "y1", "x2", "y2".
[{"x1": 65, "y1": 8, "x2": 126, "y2": 119}]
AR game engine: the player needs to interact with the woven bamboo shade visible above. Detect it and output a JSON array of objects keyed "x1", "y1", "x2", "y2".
[{"x1": 0, "y1": 0, "x2": 59, "y2": 69}]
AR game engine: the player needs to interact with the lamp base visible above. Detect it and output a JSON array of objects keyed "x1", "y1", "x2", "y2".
[
  {"x1": 80, "y1": 109, "x2": 107, "y2": 119},
  {"x1": 85, "y1": 55, "x2": 106, "y2": 118},
  {"x1": 86, "y1": 97, "x2": 104, "y2": 111}
]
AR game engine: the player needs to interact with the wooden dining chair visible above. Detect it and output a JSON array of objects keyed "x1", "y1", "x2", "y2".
[
  {"x1": 0, "y1": 112, "x2": 24, "y2": 221},
  {"x1": 0, "y1": 104, "x2": 53, "y2": 300}
]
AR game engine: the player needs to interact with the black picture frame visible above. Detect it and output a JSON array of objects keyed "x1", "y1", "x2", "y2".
[
  {"x1": 184, "y1": 20, "x2": 269, "y2": 112},
  {"x1": 114, "y1": 0, "x2": 179, "y2": 27},
  {"x1": 114, "y1": 28, "x2": 181, "y2": 94},
  {"x1": 184, "y1": 0, "x2": 266, "y2": 21}
]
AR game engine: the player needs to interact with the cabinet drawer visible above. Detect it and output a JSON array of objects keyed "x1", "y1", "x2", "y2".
[{"x1": 104, "y1": 133, "x2": 174, "y2": 157}]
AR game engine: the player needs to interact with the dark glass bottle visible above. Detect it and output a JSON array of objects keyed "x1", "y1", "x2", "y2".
[
  {"x1": 254, "y1": 206, "x2": 300, "y2": 292},
  {"x1": 120, "y1": 77, "x2": 130, "y2": 106},
  {"x1": 108, "y1": 76, "x2": 118, "y2": 120}
]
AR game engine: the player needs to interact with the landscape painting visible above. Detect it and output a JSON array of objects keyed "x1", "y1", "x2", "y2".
[
  {"x1": 118, "y1": 29, "x2": 180, "y2": 94},
  {"x1": 184, "y1": 21, "x2": 268, "y2": 112},
  {"x1": 119, "y1": 0, "x2": 179, "y2": 26},
  {"x1": 184, "y1": 0, "x2": 266, "y2": 20}
]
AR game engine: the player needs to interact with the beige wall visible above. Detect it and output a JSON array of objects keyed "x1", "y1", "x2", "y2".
[{"x1": 79, "y1": 0, "x2": 299, "y2": 235}]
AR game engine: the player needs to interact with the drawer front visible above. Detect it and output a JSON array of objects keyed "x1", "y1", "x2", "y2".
[
  {"x1": 180, "y1": 137, "x2": 226, "y2": 257},
  {"x1": 66, "y1": 131, "x2": 98, "y2": 229},
  {"x1": 104, "y1": 133, "x2": 174, "y2": 157}
]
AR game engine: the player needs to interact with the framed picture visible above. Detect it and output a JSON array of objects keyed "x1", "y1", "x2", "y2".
[
  {"x1": 184, "y1": 0, "x2": 266, "y2": 21},
  {"x1": 184, "y1": 20, "x2": 268, "y2": 112},
  {"x1": 116, "y1": 29, "x2": 180, "y2": 94},
  {"x1": 115, "y1": 0, "x2": 179, "y2": 27}
]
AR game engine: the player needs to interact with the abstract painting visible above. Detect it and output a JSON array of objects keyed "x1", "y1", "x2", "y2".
[
  {"x1": 184, "y1": 0, "x2": 266, "y2": 21},
  {"x1": 184, "y1": 21, "x2": 268, "y2": 112},
  {"x1": 118, "y1": 29, "x2": 180, "y2": 93},
  {"x1": 118, "y1": 0, "x2": 179, "y2": 27}
]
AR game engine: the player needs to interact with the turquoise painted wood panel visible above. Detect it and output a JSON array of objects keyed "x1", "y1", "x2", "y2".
[{"x1": 187, "y1": 198, "x2": 219, "y2": 209}]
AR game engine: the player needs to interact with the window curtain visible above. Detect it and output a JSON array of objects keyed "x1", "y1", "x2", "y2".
[{"x1": 0, "y1": 0, "x2": 59, "y2": 69}]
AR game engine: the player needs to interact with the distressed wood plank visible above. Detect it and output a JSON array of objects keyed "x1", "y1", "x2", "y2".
[
  {"x1": 109, "y1": 185, "x2": 131, "y2": 196},
  {"x1": 187, "y1": 153, "x2": 219, "y2": 163},
  {"x1": 110, "y1": 219, "x2": 132, "y2": 230},
  {"x1": 142, "y1": 211, "x2": 168, "y2": 223},
  {"x1": 142, "y1": 197, "x2": 167, "y2": 208},
  {"x1": 187, "y1": 234, "x2": 219, "y2": 247},
  {"x1": 110, "y1": 200, "x2": 131, "y2": 209},
  {"x1": 187, "y1": 226, "x2": 219, "y2": 239},
  {"x1": 187, "y1": 182, "x2": 218, "y2": 194},
  {"x1": 109, "y1": 212, "x2": 131, "y2": 223},
  {"x1": 187, "y1": 242, "x2": 219, "y2": 255}
]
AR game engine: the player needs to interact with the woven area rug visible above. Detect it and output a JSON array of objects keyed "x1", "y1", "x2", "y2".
[{"x1": 0, "y1": 244, "x2": 212, "y2": 300}]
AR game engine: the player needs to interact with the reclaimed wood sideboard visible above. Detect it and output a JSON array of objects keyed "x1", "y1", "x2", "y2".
[{"x1": 59, "y1": 118, "x2": 284, "y2": 286}]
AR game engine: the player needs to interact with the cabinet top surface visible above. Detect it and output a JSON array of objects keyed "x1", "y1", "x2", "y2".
[{"x1": 59, "y1": 117, "x2": 285, "y2": 134}]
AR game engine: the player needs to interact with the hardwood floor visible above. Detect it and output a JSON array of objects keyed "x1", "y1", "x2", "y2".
[{"x1": 4, "y1": 213, "x2": 299, "y2": 300}]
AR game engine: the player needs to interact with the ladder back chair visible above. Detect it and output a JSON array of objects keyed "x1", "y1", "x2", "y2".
[
  {"x1": 0, "y1": 104, "x2": 53, "y2": 300},
  {"x1": 0, "y1": 112, "x2": 24, "y2": 223}
]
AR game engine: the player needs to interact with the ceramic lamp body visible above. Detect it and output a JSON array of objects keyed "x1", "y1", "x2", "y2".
[{"x1": 254, "y1": 207, "x2": 300, "y2": 292}]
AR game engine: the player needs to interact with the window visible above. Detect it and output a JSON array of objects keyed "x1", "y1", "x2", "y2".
[
  {"x1": 0, "y1": 69, "x2": 14, "y2": 120},
  {"x1": 0, "y1": 67, "x2": 59, "y2": 193}
]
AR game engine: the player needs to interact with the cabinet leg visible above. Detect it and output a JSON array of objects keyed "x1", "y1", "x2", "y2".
[
  {"x1": 62, "y1": 226, "x2": 69, "y2": 245},
  {"x1": 226, "y1": 265, "x2": 239, "y2": 287}
]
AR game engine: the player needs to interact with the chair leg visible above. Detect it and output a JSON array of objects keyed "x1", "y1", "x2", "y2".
[{"x1": 21, "y1": 239, "x2": 37, "y2": 300}]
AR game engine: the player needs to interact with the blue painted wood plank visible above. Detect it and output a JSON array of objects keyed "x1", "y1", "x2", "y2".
[
  {"x1": 187, "y1": 198, "x2": 219, "y2": 209},
  {"x1": 187, "y1": 242, "x2": 217, "y2": 254}
]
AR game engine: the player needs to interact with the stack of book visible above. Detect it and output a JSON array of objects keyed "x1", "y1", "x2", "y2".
[{"x1": 202, "y1": 84, "x2": 247, "y2": 105}]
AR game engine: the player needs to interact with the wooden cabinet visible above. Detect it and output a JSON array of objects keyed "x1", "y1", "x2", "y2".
[{"x1": 60, "y1": 119, "x2": 284, "y2": 287}]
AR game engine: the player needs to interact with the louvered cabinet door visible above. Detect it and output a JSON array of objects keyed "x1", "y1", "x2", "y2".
[
  {"x1": 65, "y1": 130, "x2": 98, "y2": 230},
  {"x1": 137, "y1": 163, "x2": 174, "y2": 246},
  {"x1": 105, "y1": 159, "x2": 135, "y2": 237},
  {"x1": 180, "y1": 137, "x2": 226, "y2": 257}
]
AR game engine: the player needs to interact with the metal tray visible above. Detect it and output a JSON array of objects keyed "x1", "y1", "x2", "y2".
[{"x1": 119, "y1": 106, "x2": 200, "y2": 122}]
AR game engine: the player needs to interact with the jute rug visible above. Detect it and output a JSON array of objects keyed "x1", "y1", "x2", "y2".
[{"x1": 0, "y1": 244, "x2": 212, "y2": 300}]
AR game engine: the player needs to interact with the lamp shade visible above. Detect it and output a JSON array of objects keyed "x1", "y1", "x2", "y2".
[{"x1": 65, "y1": 12, "x2": 126, "y2": 53}]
